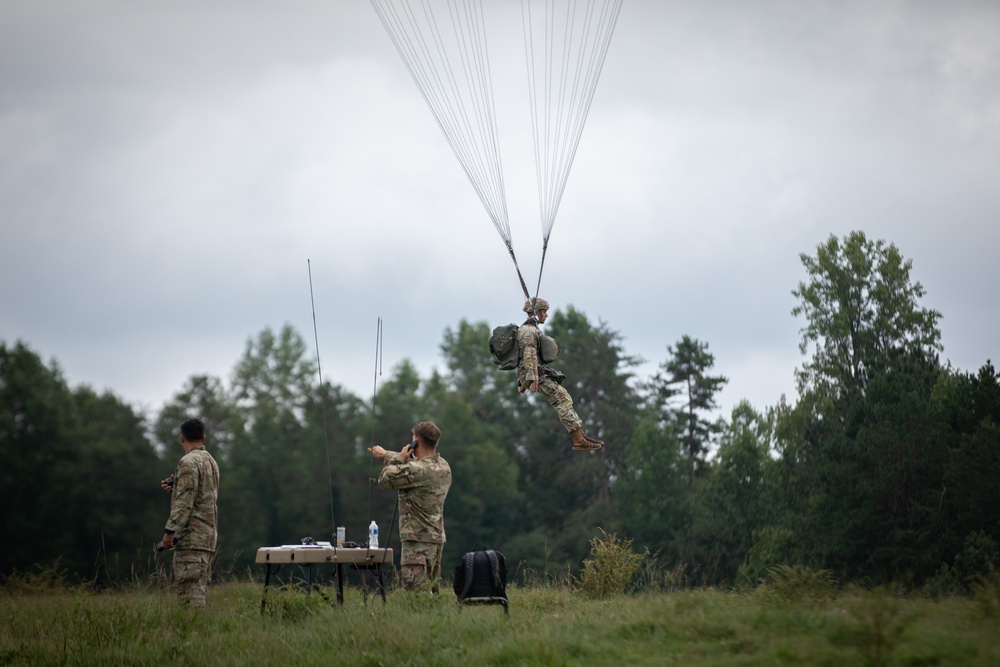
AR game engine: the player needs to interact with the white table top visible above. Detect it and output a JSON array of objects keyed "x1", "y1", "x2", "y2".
[{"x1": 255, "y1": 546, "x2": 393, "y2": 565}]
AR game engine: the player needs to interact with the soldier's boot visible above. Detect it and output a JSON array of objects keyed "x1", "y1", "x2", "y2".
[{"x1": 571, "y1": 428, "x2": 603, "y2": 452}]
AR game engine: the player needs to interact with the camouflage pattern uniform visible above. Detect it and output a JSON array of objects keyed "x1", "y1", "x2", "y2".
[
  {"x1": 165, "y1": 446, "x2": 220, "y2": 607},
  {"x1": 378, "y1": 450, "x2": 452, "y2": 592},
  {"x1": 517, "y1": 305, "x2": 583, "y2": 434}
]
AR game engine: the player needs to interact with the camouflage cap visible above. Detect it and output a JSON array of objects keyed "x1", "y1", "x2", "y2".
[{"x1": 523, "y1": 297, "x2": 550, "y2": 313}]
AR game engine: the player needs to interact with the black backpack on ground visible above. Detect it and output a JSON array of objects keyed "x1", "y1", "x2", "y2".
[
  {"x1": 489, "y1": 324, "x2": 520, "y2": 371},
  {"x1": 453, "y1": 549, "x2": 509, "y2": 614}
]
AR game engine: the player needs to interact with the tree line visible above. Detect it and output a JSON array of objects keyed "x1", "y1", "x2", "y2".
[{"x1": 1, "y1": 230, "x2": 997, "y2": 590}]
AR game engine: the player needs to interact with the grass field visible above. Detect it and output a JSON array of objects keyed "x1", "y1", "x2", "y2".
[{"x1": 2, "y1": 571, "x2": 999, "y2": 667}]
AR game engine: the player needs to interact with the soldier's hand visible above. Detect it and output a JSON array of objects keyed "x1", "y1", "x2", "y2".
[
  {"x1": 161, "y1": 533, "x2": 174, "y2": 549},
  {"x1": 517, "y1": 383, "x2": 526, "y2": 393},
  {"x1": 530, "y1": 380, "x2": 539, "y2": 392},
  {"x1": 160, "y1": 475, "x2": 174, "y2": 492},
  {"x1": 368, "y1": 445, "x2": 387, "y2": 459}
]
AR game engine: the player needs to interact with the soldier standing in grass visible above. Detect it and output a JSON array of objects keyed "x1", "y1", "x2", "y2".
[
  {"x1": 368, "y1": 421, "x2": 452, "y2": 593},
  {"x1": 160, "y1": 418, "x2": 220, "y2": 607},
  {"x1": 517, "y1": 297, "x2": 603, "y2": 452}
]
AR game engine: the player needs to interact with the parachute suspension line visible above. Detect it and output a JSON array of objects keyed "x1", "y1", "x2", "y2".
[
  {"x1": 522, "y1": 0, "x2": 623, "y2": 247},
  {"x1": 307, "y1": 260, "x2": 338, "y2": 538},
  {"x1": 372, "y1": 1, "x2": 622, "y2": 300},
  {"x1": 534, "y1": 240, "x2": 549, "y2": 301},
  {"x1": 370, "y1": 0, "x2": 512, "y2": 248},
  {"x1": 505, "y1": 240, "x2": 533, "y2": 301}
]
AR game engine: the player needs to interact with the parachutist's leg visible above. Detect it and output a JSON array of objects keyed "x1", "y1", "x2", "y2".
[
  {"x1": 538, "y1": 377, "x2": 604, "y2": 450},
  {"x1": 537, "y1": 377, "x2": 583, "y2": 432}
]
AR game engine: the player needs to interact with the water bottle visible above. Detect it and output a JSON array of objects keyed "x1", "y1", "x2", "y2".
[{"x1": 368, "y1": 520, "x2": 379, "y2": 549}]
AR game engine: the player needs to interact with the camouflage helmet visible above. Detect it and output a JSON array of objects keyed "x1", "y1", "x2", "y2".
[{"x1": 523, "y1": 297, "x2": 550, "y2": 313}]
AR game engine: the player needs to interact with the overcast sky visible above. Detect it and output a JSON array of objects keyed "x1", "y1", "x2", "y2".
[{"x1": 2, "y1": 1, "x2": 997, "y2": 421}]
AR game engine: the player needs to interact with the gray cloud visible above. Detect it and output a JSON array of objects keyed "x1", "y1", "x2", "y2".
[{"x1": 2, "y1": 0, "x2": 997, "y2": 418}]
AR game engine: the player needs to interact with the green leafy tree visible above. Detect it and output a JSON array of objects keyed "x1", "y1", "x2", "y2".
[
  {"x1": 223, "y1": 325, "x2": 328, "y2": 562},
  {"x1": 786, "y1": 232, "x2": 947, "y2": 581},
  {"x1": 847, "y1": 349, "x2": 946, "y2": 579},
  {"x1": 0, "y1": 342, "x2": 79, "y2": 574},
  {"x1": 0, "y1": 341, "x2": 163, "y2": 580},
  {"x1": 654, "y1": 336, "x2": 728, "y2": 492},
  {"x1": 740, "y1": 396, "x2": 823, "y2": 580},
  {"x1": 70, "y1": 386, "x2": 163, "y2": 581},
  {"x1": 938, "y1": 361, "x2": 1000, "y2": 570},
  {"x1": 302, "y1": 380, "x2": 373, "y2": 546},
  {"x1": 686, "y1": 401, "x2": 774, "y2": 585},
  {"x1": 154, "y1": 374, "x2": 243, "y2": 462},
  {"x1": 791, "y1": 230, "x2": 942, "y2": 400},
  {"x1": 614, "y1": 417, "x2": 689, "y2": 562},
  {"x1": 440, "y1": 320, "x2": 499, "y2": 398}
]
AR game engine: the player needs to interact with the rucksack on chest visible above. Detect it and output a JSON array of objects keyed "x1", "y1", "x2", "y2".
[
  {"x1": 489, "y1": 324, "x2": 519, "y2": 371},
  {"x1": 453, "y1": 549, "x2": 509, "y2": 614}
]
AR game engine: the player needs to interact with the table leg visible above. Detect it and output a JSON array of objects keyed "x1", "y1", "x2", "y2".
[
  {"x1": 260, "y1": 563, "x2": 279, "y2": 615},
  {"x1": 377, "y1": 564, "x2": 387, "y2": 603},
  {"x1": 336, "y1": 563, "x2": 344, "y2": 606},
  {"x1": 305, "y1": 564, "x2": 313, "y2": 594}
]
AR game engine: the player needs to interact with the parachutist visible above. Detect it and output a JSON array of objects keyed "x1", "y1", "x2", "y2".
[{"x1": 515, "y1": 297, "x2": 603, "y2": 452}]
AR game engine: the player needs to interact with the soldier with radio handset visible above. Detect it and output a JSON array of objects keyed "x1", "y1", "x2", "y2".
[{"x1": 368, "y1": 421, "x2": 451, "y2": 593}]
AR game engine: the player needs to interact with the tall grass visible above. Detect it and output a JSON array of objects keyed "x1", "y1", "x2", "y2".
[{"x1": 3, "y1": 566, "x2": 1000, "y2": 666}]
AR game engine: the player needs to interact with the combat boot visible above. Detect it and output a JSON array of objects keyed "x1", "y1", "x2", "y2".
[{"x1": 571, "y1": 428, "x2": 603, "y2": 452}]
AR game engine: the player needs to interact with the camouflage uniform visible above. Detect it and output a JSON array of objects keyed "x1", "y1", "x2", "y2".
[
  {"x1": 378, "y1": 451, "x2": 452, "y2": 592},
  {"x1": 165, "y1": 446, "x2": 220, "y2": 607},
  {"x1": 517, "y1": 318, "x2": 583, "y2": 433}
]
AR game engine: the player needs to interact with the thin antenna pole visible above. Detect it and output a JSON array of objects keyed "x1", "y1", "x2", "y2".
[
  {"x1": 307, "y1": 260, "x2": 338, "y2": 537},
  {"x1": 369, "y1": 318, "x2": 383, "y2": 446},
  {"x1": 367, "y1": 318, "x2": 383, "y2": 505},
  {"x1": 362, "y1": 317, "x2": 398, "y2": 569}
]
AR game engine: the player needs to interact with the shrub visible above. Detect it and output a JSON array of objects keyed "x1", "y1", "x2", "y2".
[
  {"x1": 573, "y1": 529, "x2": 647, "y2": 599},
  {"x1": 920, "y1": 563, "x2": 963, "y2": 600},
  {"x1": 738, "y1": 526, "x2": 797, "y2": 586},
  {"x1": 972, "y1": 564, "x2": 1000, "y2": 619},
  {"x1": 760, "y1": 564, "x2": 836, "y2": 605},
  {"x1": 0, "y1": 561, "x2": 73, "y2": 596},
  {"x1": 954, "y1": 531, "x2": 1000, "y2": 587},
  {"x1": 840, "y1": 587, "x2": 913, "y2": 667}
]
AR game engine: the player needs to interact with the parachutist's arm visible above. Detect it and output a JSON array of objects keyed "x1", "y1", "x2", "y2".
[{"x1": 522, "y1": 333, "x2": 540, "y2": 391}]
